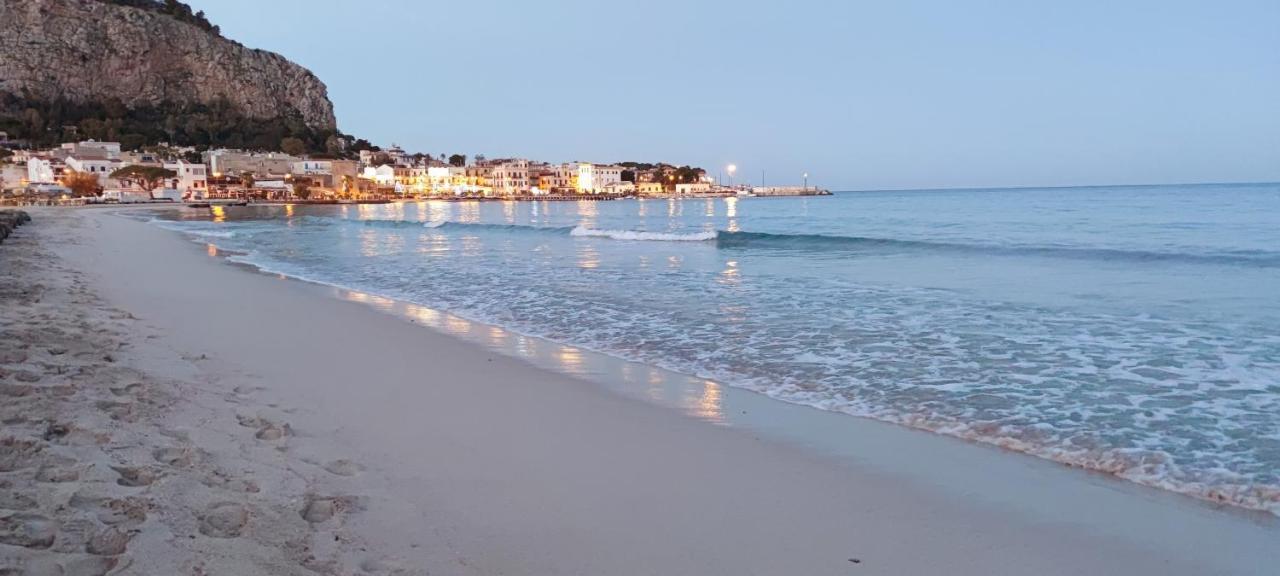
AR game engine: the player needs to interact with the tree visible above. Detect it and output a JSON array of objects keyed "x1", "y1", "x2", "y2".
[
  {"x1": 62, "y1": 170, "x2": 102, "y2": 197},
  {"x1": 620, "y1": 170, "x2": 636, "y2": 183},
  {"x1": 240, "y1": 173, "x2": 255, "y2": 190},
  {"x1": 292, "y1": 181, "x2": 311, "y2": 200},
  {"x1": 448, "y1": 154, "x2": 466, "y2": 167},
  {"x1": 280, "y1": 137, "x2": 307, "y2": 156},
  {"x1": 119, "y1": 133, "x2": 147, "y2": 151},
  {"x1": 110, "y1": 165, "x2": 176, "y2": 192},
  {"x1": 371, "y1": 152, "x2": 394, "y2": 166}
]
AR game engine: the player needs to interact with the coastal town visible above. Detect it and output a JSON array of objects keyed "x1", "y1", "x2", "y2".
[{"x1": 0, "y1": 134, "x2": 828, "y2": 205}]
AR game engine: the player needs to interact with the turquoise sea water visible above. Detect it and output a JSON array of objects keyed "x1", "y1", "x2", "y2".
[{"x1": 151, "y1": 183, "x2": 1280, "y2": 514}]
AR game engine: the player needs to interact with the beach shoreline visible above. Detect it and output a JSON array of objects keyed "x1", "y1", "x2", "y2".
[{"x1": 7, "y1": 207, "x2": 1278, "y2": 574}]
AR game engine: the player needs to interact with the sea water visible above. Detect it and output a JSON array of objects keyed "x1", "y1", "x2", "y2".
[{"x1": 151, "y1": 183, "x2": 1280, "y2": 515}]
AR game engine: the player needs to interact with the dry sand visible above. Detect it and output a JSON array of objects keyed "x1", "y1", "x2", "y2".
[{"x1": 0, "y1": 207, "x2": 1275, "y2": 575}]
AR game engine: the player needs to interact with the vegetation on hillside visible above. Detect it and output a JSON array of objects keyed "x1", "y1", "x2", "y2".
[{"x1": 0, "y1": 93, "x2": 358, "y2": 156}]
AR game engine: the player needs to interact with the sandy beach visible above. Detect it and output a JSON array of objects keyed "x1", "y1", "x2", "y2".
[{"x1": 0, "y1": 207, "x2": 1275, "y2": 575}]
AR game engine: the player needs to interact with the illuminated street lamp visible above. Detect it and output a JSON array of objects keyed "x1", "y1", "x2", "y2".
[
  {"x1": 803, "y1": 172, "x2": 809, "y2": 191},
  {"x1": 727, "y1": 164, "x2": 737, "y2": 187}
]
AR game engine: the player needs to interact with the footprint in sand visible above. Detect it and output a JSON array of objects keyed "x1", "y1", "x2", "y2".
[
  {"x1": 254, "y1": 422, "x2": 292, "y2": 441},
  {"x1": 0, "y1": 512, "x2": 58, "y2": 549},
  {"x1": 16, "y1": 554, "x2": 120, "y2": 576},
  {"x1": 94, "y1": 401, "x2": 135, "y2": 422},
  {"x1": 44, "y1": 422, "x2": 109, "y2": 446},
  {"x1": 0, "y1": 383, "x2": 34, "y2": 397},
  {"x1": 11, "y1": 370, "x2": 41, "y2": 383},
  {"x1": 0, "y1": 491, "x2": 38, "y2": 511},
  {"x1": 235, "y1": 413, "x2": 264, "y2": 428},
  {"x1": 110, "y1": 465, "x2": 159, "y2": 487},
  {"x1": 198, "y1": 502, "x2": 249, "y2": 538},
  {"x1": 300, "y1": 495, "x2": 365, "y2": 525},
  {"x1": 0, "y1": 437, "x2": 43, "y2": 472},
  {"x1": 151, "y1": 446, "x2": 194, "y2": 468},
  {"x1": 69, "y1": 493, "x2": 148, "y2": 528},
  {"x1": 34, "y1": 460, "x2": 80, "y2": 483},
  {"x1": 200, "y1": 469, "x2": 261, "y2": 494},
  {"x1": 108, "y1": 383, "x2": 143, "y2": 397},
  {"x1": 61, "y1": 554, "x2": 121, "y2": 576},
  {"x1": 0, "y1": 349, "x2": 28, "y2": 364},
  {"x1": 322, "y1": 459, "x2": 364, "y2": 477},
  {"x1": 85, "y1": 526, "x2": 130, "y2": 556}
]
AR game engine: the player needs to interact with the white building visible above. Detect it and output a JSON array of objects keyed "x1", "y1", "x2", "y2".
[
  {"x1": 206, "y1": 150, "x2": 298, "y2": 177},
  {"x1": 27, "y1": 158, "x2": 59, "y2": 183},
  {"x1": 361, "y1": 165, "x2": 396, "y2": 186},
  {"x1": 163, "y1": 160, "x2": 209, "y2": 200},
  {"x1": 602, "y1": 181, "x2": 635, "y2": 195},
  {"x1": 576, "y1": 163, "x2": 622, "y2": 194},
  {"x1": 292, "y1": 160, "x2": 333, "y2": 176},
  {"x1": 676, "y1": 182, "x2": 712, "y2": 195},
  {"x1": 61, "y1": 140, "x2": 121, "y2": 160},
  {"x1": 65, "y1": 154, "x2": 119, "y2": 185}
]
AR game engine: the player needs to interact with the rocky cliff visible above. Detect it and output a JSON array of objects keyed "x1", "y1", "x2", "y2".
[{"x1": 0, "y1": 0, "x2": 336, "y2": 131}]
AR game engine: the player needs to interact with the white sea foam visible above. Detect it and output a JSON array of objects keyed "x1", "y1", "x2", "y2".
[
  {"x1": 152, "y1": 221, "x2": 238, "y2": 238},
  {"x1": 570, "y1": 225, "x2": 717, "y2": 242},
  {"x1": 423, "y1": 220, "x2": 447, "y2": 228}
]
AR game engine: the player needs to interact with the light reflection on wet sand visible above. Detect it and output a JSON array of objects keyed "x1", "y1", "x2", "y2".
[{"x1": 327, "y1": 285, "x2": 728, "y2": 425}]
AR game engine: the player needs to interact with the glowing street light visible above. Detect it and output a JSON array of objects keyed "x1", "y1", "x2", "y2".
[
  {"x1": 726, "y1": 164, "x2": 737, "y2": 187},
  {"x1": 803, "y1": 172, "x2": 809, "y2": 190}
]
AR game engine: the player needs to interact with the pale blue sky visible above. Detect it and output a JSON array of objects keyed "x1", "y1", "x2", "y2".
[{"x1": 189, "y1": 0, "x2": 1278, "y2": 190}]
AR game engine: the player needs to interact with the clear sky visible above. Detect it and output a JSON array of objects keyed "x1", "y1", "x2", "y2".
[{"x1": 188, "y1": 0, "x2": 1278, "y2": 190}]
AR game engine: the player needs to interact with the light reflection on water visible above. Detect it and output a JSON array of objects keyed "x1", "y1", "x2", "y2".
[{"x1": 577, "y1": 244, "x2": 601, "y2": 269}]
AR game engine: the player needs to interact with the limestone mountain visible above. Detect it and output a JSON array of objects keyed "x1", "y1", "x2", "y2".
[{"x1": 0, "y1": 0, "x2": 340, "y2": 152}]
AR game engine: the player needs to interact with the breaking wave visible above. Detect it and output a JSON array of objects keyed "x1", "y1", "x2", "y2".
[{"x1": 570, "y1": 226, "x2": 719, "y2": 242}]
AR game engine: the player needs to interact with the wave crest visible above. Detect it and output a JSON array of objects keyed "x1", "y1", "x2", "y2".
[{"x1": 570, "y1": 226, "x2": 718, "y2": 242}]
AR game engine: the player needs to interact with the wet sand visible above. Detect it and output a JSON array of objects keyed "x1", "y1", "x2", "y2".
[{"x1": 3, "y1": 207, "x2": 1276, "y2": 575}]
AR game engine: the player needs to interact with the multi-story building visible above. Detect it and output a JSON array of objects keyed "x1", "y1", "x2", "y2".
[
  {"x1": 483, "y1": 158, "x2": 530, "y2": 195},
  {"x1": 206, "y1": 150, "x2": 299, "y2": 177},
  {"x1": 65, "y1": 152, "x2": 119, "y2": 185},
  {"x1": 61, "y1": 140, "x2": 121, "y2": 160},
  {"x1": 119, "y1": 151, "x2": 164, "y2": 167},
  {"x1": 576, "y1": 163, "x2": 622, "y2": 194},
  {"x1": 26, "y1": 157, "x2": 63, "y2": 184},
  {"x1": 162, "y1": 160, "x2": 209, "y2": 199},
  {"x1": 292, "y1": 160, "x2": 332, "y2": 176}
]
